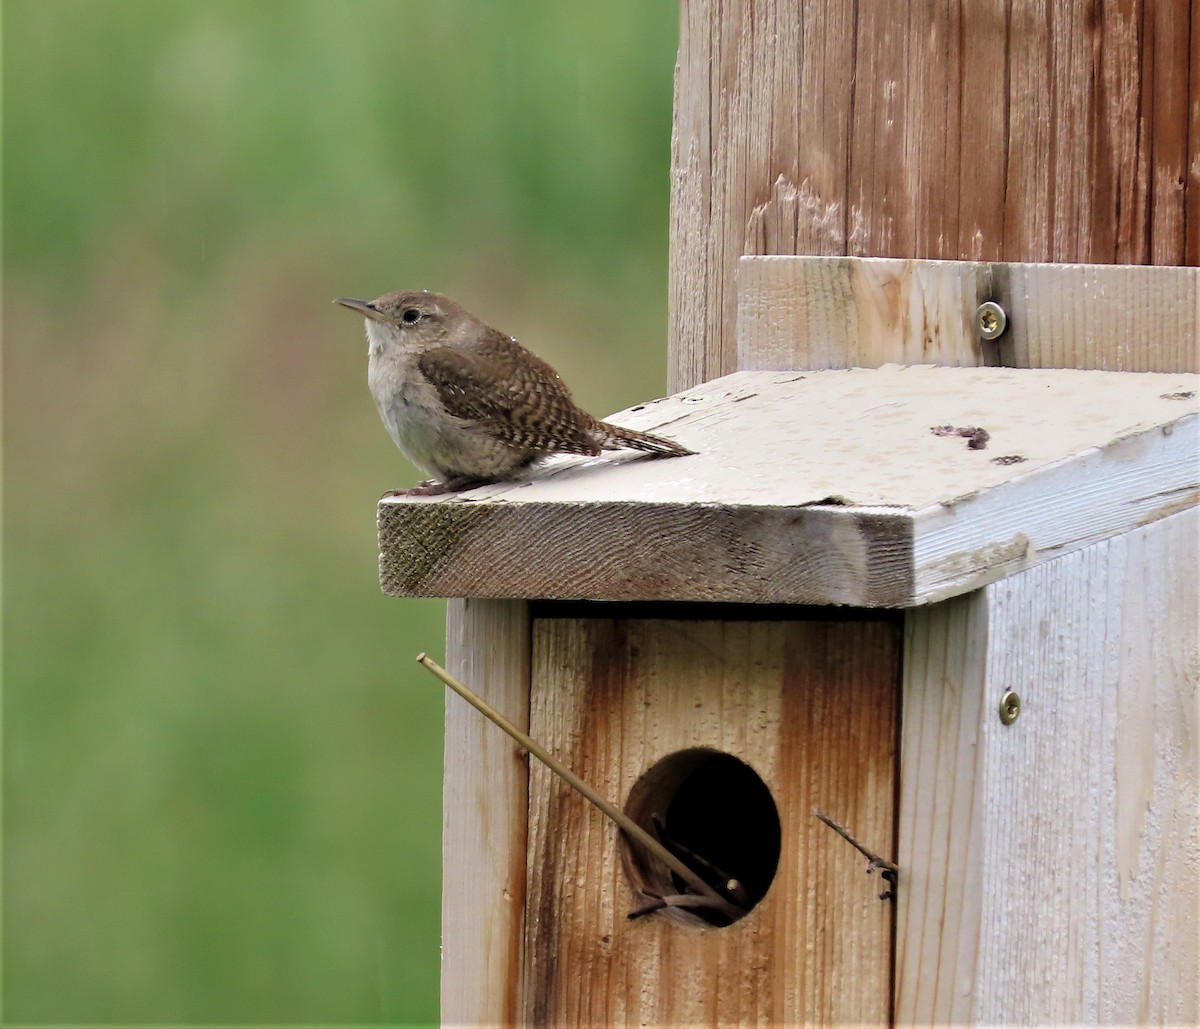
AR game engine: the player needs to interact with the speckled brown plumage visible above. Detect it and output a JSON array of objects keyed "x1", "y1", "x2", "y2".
[{"x1": 417, "y1": 332, "x2": 603, "y2": 456}]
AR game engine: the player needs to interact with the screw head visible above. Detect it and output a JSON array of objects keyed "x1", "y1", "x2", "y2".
[
  {"x1": 999, "y1": 690, "x2": 1021, "y2": 725},
  {"x1": 976, "y1": 301, "x2": 1008, "y2": 340}
]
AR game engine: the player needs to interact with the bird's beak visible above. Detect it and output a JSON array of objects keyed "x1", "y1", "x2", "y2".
[{"x1": 335, "y1": 297, "x2": 392, "y2": 323}]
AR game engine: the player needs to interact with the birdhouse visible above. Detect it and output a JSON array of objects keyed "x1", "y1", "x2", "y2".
[
  {"x1": 377, "y1": 4, "x2": 1200, "y2": 1024},
  {"x1": 380, "y1": 254, "x2": 1199, "y2": 1027}
]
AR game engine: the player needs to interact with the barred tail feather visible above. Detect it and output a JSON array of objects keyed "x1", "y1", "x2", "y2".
[{"x1": 596, "y1": 421, "x2": 695, "y2": 457}]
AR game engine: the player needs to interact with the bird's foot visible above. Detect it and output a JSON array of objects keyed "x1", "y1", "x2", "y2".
[
  {"x1": 381, "y1": 479, "x2": 452, "y2": 498},
  {"x1": 380, "y1": 476, "x2": 493, "y2": 499}
]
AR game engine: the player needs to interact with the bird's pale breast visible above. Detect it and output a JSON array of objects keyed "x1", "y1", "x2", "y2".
[{"x1": 368, "y1": 348, "x2": 527, "y2": 479}]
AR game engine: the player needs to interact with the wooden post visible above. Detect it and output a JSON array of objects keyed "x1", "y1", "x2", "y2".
[{"x1": 669, "y1": 0, "x2": 1200, "y2": 390}]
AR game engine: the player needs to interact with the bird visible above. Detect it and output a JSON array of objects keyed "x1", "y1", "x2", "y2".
[{"x1": 335, "y1": 290, "x2": 695, "y2": 496}]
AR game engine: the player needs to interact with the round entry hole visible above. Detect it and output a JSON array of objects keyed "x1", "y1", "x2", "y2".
[{"x1": 621, "y1": 748, "x2": 781, "y2": 927}]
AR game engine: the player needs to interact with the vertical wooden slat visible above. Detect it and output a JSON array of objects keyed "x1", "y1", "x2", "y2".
[
  {"x1": 895, "y1": 592, "x2": 990, "y2": 1025},
  {"x1": 1097, "y1": 508, "x2": 1199, "y2": 1022},
  {"x1": 670, "y1": 0, "x2": 1199, "y2": 390},
  {"x1": 442, "y1": 599, "x2": 530, "y2": 1027},
  {"x1": 1188, "y1": 1, "x2": 1200, "y2": 268},
  {"x1": 972, "y1": 507, "x2": 1199, "y2": 1024},
  {"x1": 845, "y1": 0, "x2": 911, "y2": 258},
  {"x1": 525, "y1": 617, "x2": 900, "y2": 1026},
  {"x1": 1144, "y1": 0, "x2": 1190, "y2": 263},
  {"x1": 897, "y1": 508, "x2": 1199, "y2": 1024},
  {"x1": 957, "y1": 2, "x2": 1010, "y2": 262}
]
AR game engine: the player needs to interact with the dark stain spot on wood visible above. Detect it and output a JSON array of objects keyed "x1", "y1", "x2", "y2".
[
  {"x1": 991, "y1": 454, "x2": 1027, "y2": 466},
  {"x1": 528, "y1": 781, "x2": 564, "y2": 1026},
  {"x1": 1160, "y1": 390, "x2": 1195, "y2": 400},
  {"x1": 930, "y1": 424, "x2": 990, "y2": 449}
]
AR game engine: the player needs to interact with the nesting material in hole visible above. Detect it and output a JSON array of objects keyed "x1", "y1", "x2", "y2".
[{"x1": 622, "y1": 748, "x2": 781, "y2": 927}]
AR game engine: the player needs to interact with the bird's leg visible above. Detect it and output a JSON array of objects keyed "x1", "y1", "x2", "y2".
[
  {"x1": 381, "y1": 475, "x2": 494, "y2": 499},
  {"x1": 381, "y1": 480, "x2": 446, "y2": 498}
]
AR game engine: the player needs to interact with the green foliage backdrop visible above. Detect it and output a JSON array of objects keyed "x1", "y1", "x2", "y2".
[{"x1": 3, "y1": 1, "x2": 677, "y2": 1023}]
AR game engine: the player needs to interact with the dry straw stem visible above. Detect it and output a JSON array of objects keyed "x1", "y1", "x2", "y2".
[{"x1": 416, "y1": 652, "x2": 742, "y2": 919}]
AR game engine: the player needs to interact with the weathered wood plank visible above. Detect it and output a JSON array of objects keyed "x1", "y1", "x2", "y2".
[
  {"x1": 525, "y1": 616, "x2": 899, "y2": 1026},
  {"x1": 896, "y1": 507, "x2": 1199, "y2": 1024},
  {"x1": 442, "y1": 599, "x2": 530, "y2": 1027},
  {"x1": 895, "y1": 592, "x2": 989, "y2": 1025},
  {"x1": 1189, "y1": 0, "x2": 1200, "y2": 268},
  {"x1": 998, "y1": 262, "x2": 1200, "y2": 372},
  {"x1": 738, "y1": 256, "x2": 1200, "y2": 374},
  {"x1": 1145, "y1": 0, "x2": 1192, "y2": 265},
  {"x1": 383, "y1": 499, "x2": 913, "y2": 607},
  {"x1": 378, "y1": 366, "x2": 1199, "y2": 606},
  {"x1": 738, "y1": 256, "x2": 993, "y2": 371},
  {"x1": 972, "y1": 509, "x2": 1198, "y2": 1023},
  {"x1": 1089, "y1": 509, "x2": 1200, "y2": 1023}
]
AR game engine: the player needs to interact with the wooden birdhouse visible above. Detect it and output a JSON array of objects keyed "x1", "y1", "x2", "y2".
[{"x1": 379, "y1": 4, "x2": 1199, "y2": 1025}]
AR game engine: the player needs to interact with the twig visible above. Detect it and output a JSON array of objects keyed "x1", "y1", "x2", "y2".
[
  {"x1": 812, "y1": 807, "x2": 898, "y2": 900},
  {"x1": 416, "y1": 653, "x2": 744, "y2": 920},
  {"x1": 627, "y1": 891, "x2": 742, "y2": 921},
  {"x1": 652, "y1": 814, "x2": 749, "y2": 907}
]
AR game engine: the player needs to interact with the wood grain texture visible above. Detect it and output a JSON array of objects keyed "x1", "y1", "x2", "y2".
[
  {"x1": 738, "y1": 256, "x2": 1200, "y2": 374},
  {"x1": 442, "y1": 599, "x2": 530, "y2": 1027},
  {"x1": 896, "y1": 508, "x2": 1199, "y2": 1024},
  {"x1": 738, "y1": 255, "x2": 995, "y2": 371},
  {"x1": 895, "y1": 592, "x2": 990, "y2": 1024},
  {"x1": 971, "y1": 508, "x2": 1199, "y2": 1024},
  {"x1": 670, "y1": 0, "x2": 1200, "y2": 390},
  {"x1": 383, "y1": 497, "x2": 913, "y2": 607},
  {"x1": 525, "y1": 616, "x2": 900, "y2": 1026},
  {"x1": 377, "y1": 367, "x2": 1199, "y2": 606}
]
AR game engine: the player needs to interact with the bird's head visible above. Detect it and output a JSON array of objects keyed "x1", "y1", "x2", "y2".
[{"x1": 335, "y1": 289, "x2": 472, "y2": 353}]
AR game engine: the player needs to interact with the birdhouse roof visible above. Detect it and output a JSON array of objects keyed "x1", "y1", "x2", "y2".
[{"x1": 378, "y1": 365, "x2": 1198, "y2": 607}]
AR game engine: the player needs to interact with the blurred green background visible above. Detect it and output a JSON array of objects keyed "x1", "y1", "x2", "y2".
[{"x1": 3, "y1": 1, "x2": 677, "y2": 1023}]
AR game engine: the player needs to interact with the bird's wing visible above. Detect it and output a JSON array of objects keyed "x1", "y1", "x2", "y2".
[{"x1": 417, "y1": 334, "x2": 601, "y2": 455}]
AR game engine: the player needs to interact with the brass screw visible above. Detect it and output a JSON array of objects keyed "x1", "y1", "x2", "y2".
[
  {"x1": 976, "y1": 301, "x2": 1008, "y2": 340},
  {"x1": 999, "y1": 690, "x2": 1021, "y2": 725}
]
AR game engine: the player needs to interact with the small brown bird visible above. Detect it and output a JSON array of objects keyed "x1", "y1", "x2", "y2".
[{"x1": 336, "y1": 290, "x2": 695, "y2": 495}]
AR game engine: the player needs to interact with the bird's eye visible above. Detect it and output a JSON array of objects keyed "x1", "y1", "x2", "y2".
[{"x1": 401, "y1": 308, "x2": 422, "y2": 324}]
